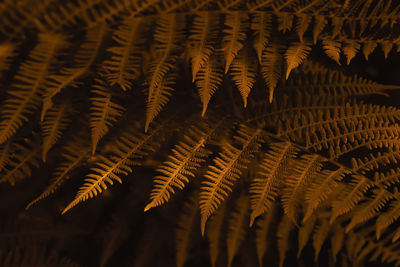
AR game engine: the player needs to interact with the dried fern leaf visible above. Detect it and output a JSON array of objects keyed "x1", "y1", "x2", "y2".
[
  {"x1": 222, "y1": 11, "x2": 248, "y2": 73},
  {"x1": 226, "y1": 194, "x2": 249, "y2": 267},
  {"x1": 0, "y1": 33, "x2": 66, "y2": 145},
  {"x1": 103, "y1": 17, "x2": 144, "y2": 91},
  {"x1": 284, "y1": 41, "x2": 311, "y2": 79},
  {"x1": 176, "y1": 194, "x2": 199, "y2": 267},
  {"x1": 250, "y1": 12, "x2": 271, "y2": 63},
  {"x1": 229, "y1": 47, "x2": 257, "y2": 107},
  {"x1": 188, "y1": 11, "x2": 218, "y2": 81},
  {"x1": 249, "y1": 141, "x2": 296, "y2": 226},
  {"x1": 255, "y1": 203, "x2": 276, "y2": 266},
  {"x1": 261, "y1": 42, "x2": 283, "y2": 103},
  {"x1": 200, "y1": 125, "x2": 264, "y2": 235},
  {"x1": 90, "y1": 79, "x2": 125, "y2": 155}
]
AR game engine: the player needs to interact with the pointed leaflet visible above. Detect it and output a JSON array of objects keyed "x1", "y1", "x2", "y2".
[
  {"x1": 343, "y1": 40, "x2": 360, "y2": 65},
  {"x1": 261, "y1": 43, "x2": 283, "y2": 103},
  {"x1": 90, "y1": 79, "x2": 125, "y2": 155},
  {"x1": 277, "y1": 215, "x2": 293, "y2": 267},
  {"x1": 312, "y1": 15, "x2": 327, "y2": 44},
  {"x1": 229, "y1": 47, "x2": 257, "y2": 107},
  {"x1": 207, "y1": 202, "x2": 227, "y2": 267},
  {"x1": 277, "y1": 12, "x2": 294, "y2": 33},
  {"x1": 103, "y1": 17, "x2": 144, "y2": 91},
  {"x1": 251, "y1": 12, "x2": 271, "y2": 63},
  {"x1": 295, "y1": 14, "x2": 312, "y2": 42},
  {"x1": 249, "y1": 141, "x2": 296, "y2": 226},
  {"x1": 41, "y1": 99, "x2": 74, "y2": 162},
  {"x1": 188, "y1": 12, "x2": 218, "y2": 81},
  {"x1": 297, "y1": 214, "x2": 317, "y2": 258},
  {"x1": 42, "y1": 24, "x2": 105, "y2": 120},
  {"x1": 363, "y1": 41, "x2": 378, "y2": 60},
  {"x1": 322, "y1": 38, "x2": 341, "y2": 64},
  {"x1": 144, "y1": 118, "x2": 226, "y2": 211},
  {"x1": 281, "y1": 154, "x2": 322, "y2": 223},
  {"x1": 313, "y1": 218, "x2": 331, "y2": 261},
  {"x1": 376, "y1": 196, "x2": 400, "y2": 239},
  {"x1": 62, "y1": 121, "x2": 169, "y2": 214},
  {"x1": 0, "y1": 33, "x2": 66, "y2": 144},
  {"x1": 196, "y1": 57, "x2": 223, "y2": 116},
  {"x1": 145, "y1": 74, "x2": 174, "y2": 132},
  {"x1": 222, "y1": 11, "x2": 248, "y2": 73},
  {"x1": 255, "y1": 204, "x2": 276, "y2": 266},
  {"x1": 284, "y1": 41, "x2": 311, "y2": 79},
  {"x1": 200, "y1": 125, "x2": 264, "y2": 235},
  {"x1": 226, "y1": 194, "x2": 249, "y2": 267},
  {"x1": 176, "y1": 194, "x2": 199, "y2": 267}
]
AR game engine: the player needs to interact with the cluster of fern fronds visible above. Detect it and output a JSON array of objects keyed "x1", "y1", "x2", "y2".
[{"x1": 1, "y1": 0, "x2": 400, "y2": 266}]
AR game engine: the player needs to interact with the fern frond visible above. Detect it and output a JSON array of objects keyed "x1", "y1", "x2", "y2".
[
  {"x1": 362, "y1": 40, "x2": 378, "y2": 60},
  {"x1": 277, "y1": 215, "x2": 293, "y2": 267},
  {"x1": 376, "y1": 194, "x2": 400, "y2": 239},
  {"x1": 322, "y1": 38, "x2": 341, "y2": 64},
  {"x1": 144, "y1": 118, "x2": 226, "y2": 211},
  {"x1": 176, "y1": 194, "x2": 199, "y2": 267},
  {"x1": 207, "y1": 202, "x2": 226, "y2": 267},
  {"x1": 330, "y1": 222, "x2": 345, "y2": 261},
  {"x1": 188, "y1": 12, "x2": 218, "y2": 81},
  {"x1": 62, "y1": 121, "x2": 168, "y2": 214},
  {"x1": 103, "y1": 17, "x2": 144, "y2": 91},
  {"x1": 281, "y1": 154, "x2": 322, "y2": 223},
  {"x1": 145, "y1": 74, "x2": 174, "y2": 132},
  {"x1": 90, "y1": 79, "x2": 125, "y2": 155},
  {"x1": 297, "y1": 214, "x2": 316, "y2": 258},
  {"x1": 229, "y1": 47, "x2": 257, "y2": 107},
  {"x1": 249, "y1": 141, "x2": 296, "y2": 226},
  {"x1": 200, "y1": 125, "x2": 264, "y2": 235},
  {"x1": 312, "y1": 15, "x2": 327, "y2": 44},
  {"x1": 255, "y1": 203, "x2": 276, "y2": 267},
  {"x1": 284, "y1": 41, "x2": 311, "y2": 79},
  {"x1": 313, "y1": 217, "x2": 331, "y2": 261},
  {"x1": 343, "y1": 40, "x2": 360, "y2": 65},
  {"x1": 0, "y1": 43, "x2": 14, "y2": 76},
  {"x1": 26, "y1": 133, "x2": 91, "y2": 209},
  {"x1": 41, "y1": 23, "x2": 106, "y2": 120},
  {"x1": 250, "y1": 12, "x2": 271, "y2": 63},
  {"x1": 277, "y1": 12, "x2": 294, "y2": 33},
  {"x1": 0, "y1": 33, "x2": 66, "y2": 144},
  {"x1": 222, "y1": 11, "x2": 248, "y2": 73},
  {"x1": 352, "y1": 151, "x2": 400, "y2": 173},
  {"x1": 261, "y1": 42, "x2": 283, "y2": 103},
  {"x1": 226, "y1": 193, "x2": 249, "y2": 267},
  {"x1": 196, "y1": 56, "x2": 224, "y2": 116},
  {"x1": 41, "y1": 99, "x2": 74, "y2": 162},
  {"x1": 295, "y1": 14, "x2": 312, "y2": 42}
]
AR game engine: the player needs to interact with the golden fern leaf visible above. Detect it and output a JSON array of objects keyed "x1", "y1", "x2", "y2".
[
  {"x1": 331, "y1": 17, "x2": 343, "y2": 39},
  {"x1": 90, "y1": 79, "x2": 125, "y2": 155},
  {"x1": 176, "y1": 194, "x2": 199, "y2": 267},
  {"x1": 62, "y1": 121, "x2": 168, "y2": 214},
  {"x1": 250, "y1": 12, "x2": 272, "y2": 63},
  {"x1": 26, "y1": 132, "x2": 91, "y2": 210},
  {"x1": 222, "y1": 11, "x2": 248, "y2": 73},
  {"x1": 313, "y1": 217, "x2": 331, "y2": 261},
  {"x1": 381, "y1": 40, "x2": 393, "y2": 59},
  {"x1": 144, "y1": 118, "x2": 227, "y2": 211},
  {"x1": 312, "y1": 15, "x2": 327, "y2": 44},
  {"x1": 103, "y1": 17, "x2": 144, "y2": 91},
  {"x1": 322, "y1": 38, "x2": 341, "y2": 64},
  {"x1": 229, "y1": 46, "x2": 257, "y2": 107},
  {"x1": 376, "y1": 195, "x2": 400, "y2": 239},
  {"x1": 284, "y1": 41, "x2": 311, "y2": 79},
  {"x1": 41, "y1": 99, "x2": 74, "y2": 162},
  {"x1": 277, "y1": 12, "x2": 294, "y2": 33},
  {"x1": 0, "y1": 135, "x2": 41, "y2": 186},
  {"x1": 255, "y1": 203, "x2": 276, "y2": 267},
  {"x1": 261, "y1": 42, "x2": 283, "y2": 103},
  {"x1": 374, "y1": 168, "x2": 400, "y2": 188},
  {"x1": 277, "y1": 215, "x2": 293, "y2": 267},
  {"x1": 352, "y1": 151, "x2": 400, "y2": 174},
  {"x1": 200, "y1": 125, "x2": 264, "y2": 235},
  {"x1": 362, "y1": 40, "x2": 378, "y2": 60},
  {"x1": 249, "y1": 141, "x2": 296, "y2": 226},
  {"x1": 0, "y1": 33, "x2": 66, "y2": 145},
  {"x1": 303, "y1": 167, "x2": 348, "y2": 222},
  {"x1": 41, "y1": 23, "x2": 106, "y2": 121},
  {"x1": 145, "y1": 74, "x2": 174, "y2": 132},
  {"x1": 188, "y1": 12, "x2": 218, "y2": 81},
  {"x1": 226, "y1": 193, "x2": 249, "y2": 267},
  {"x1": 330, "y1": 222, "x2": 345, "y2": 261},
  {"x1": 207, "y1": 202, "x2": 226, "y2": 267},
  {"x1": 297, "y1": 214, "x2": 317, "y2": 258},
  {"x1": 295, "y1": 14, "x2": 312, "y2": 42},
  {"x1": 195, "y1": 56, "x2": 224, "y2": 116},
  {"x1": 343, "y1": 40, "x2": 360, "y2": 65}
]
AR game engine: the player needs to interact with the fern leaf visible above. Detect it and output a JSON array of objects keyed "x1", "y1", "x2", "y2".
[
  {"x1": 0, "y1": 140, "x2": 13, "y2": 172},
  {"x1": 41, "y1": 24, "x2": 105, "y2": 120},
  {"x1": 277, "y1": 12, "x2": 294, "y2": 33},
  {"x1": 200, "y1": 125, "x2": 264, "y2": 235},
  {"x1": 26, "y1": 133, "x2": 91, "y2": 209},
  {"x1": 362, "y1": 41, "x2": 378, "y2": 60},
  {"x1": 313, "y1": 218, "x2": 331, "y2": 261},
  {"x1": 145, "y1": 74, "x2": 174, "y2": 132},
  {"x1": 222, "y1": 11, "x2": 248, "y2": 73},
  {"x1": 249, "y1": 141, "x2": 296, "y2": 226},
  {"x1": 144, "y1": 119, "x2": 226, "y2": 211},
  {"x1": 261, "y1": 43, "x2": 283, "y2": 103},
  {"x1": 255, "y1": 203, "x2": 276, "y2": 267},
  {"x1": 196, "y1": 57, "x2": 224, "y2": 116},
  {"x1": 295, "y1": 14, "x2": 312, "y2": 42},
  {"x1": 226, "y1": 194, "x2": 249, "y2": 267},
  {"x1": 281, "y1": 154, "x2": 322, "y2": 223},
  {"x1": 376, "y1": 195, "x2": 400, "y2": 239},
  {"x1": 207, "y1": 202, "x2": 226, "y2": 267},
  {"x1": 103, "y1": 17, "x2": 144, "y2": 91},
  {"x1": 312, "y1": 15, "x2": 327, "y2": 44},
  {"x1": 322, "y1": 38, "x2": 341, "y2": 64},
  {"x1": 176, "y1": 194, "x2": 199, "y2": 267},
  {"x1": 188, "y1": 12, "x2": 218, "y2": 81},
  {"x1": 0, "y1": 33, "x2": 65, "y2": 144},
  {"x1": 90, "y1": 79, "x2": 125, "y2": 155},
  {"x1": 251, "y1": 12, "x2": 272, "y2": 63},
  {"x1": 62, "y1": 121, "x2": 168, "y2": 214},
  {"x1": 229, "y1": 47, "x2": 257, "y2": 107},
  {"x1": 0, "y1": 43, "x2": 14, "y2": 77},
  {"x1": 277, "y1": 215, "x2": 293, "y2": 267},
  {"x1": 330, "y1": 223, "x2": 344, "y2": 261},
  {"x1": 381, "y1": 40, "x2": 393, "y2": 59},
  {"x1": 285, "y1": 41, "x2": 311, "y2": 79},
  {"x1": 343, "y1": 40, "x2": 360, "y2": 65},
  {"x1": 41, "y1": 99, "x2": 74, "y2": 162},
  {"x1": 297, "y1": 214, "x2": 317, "y2": 258}
]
